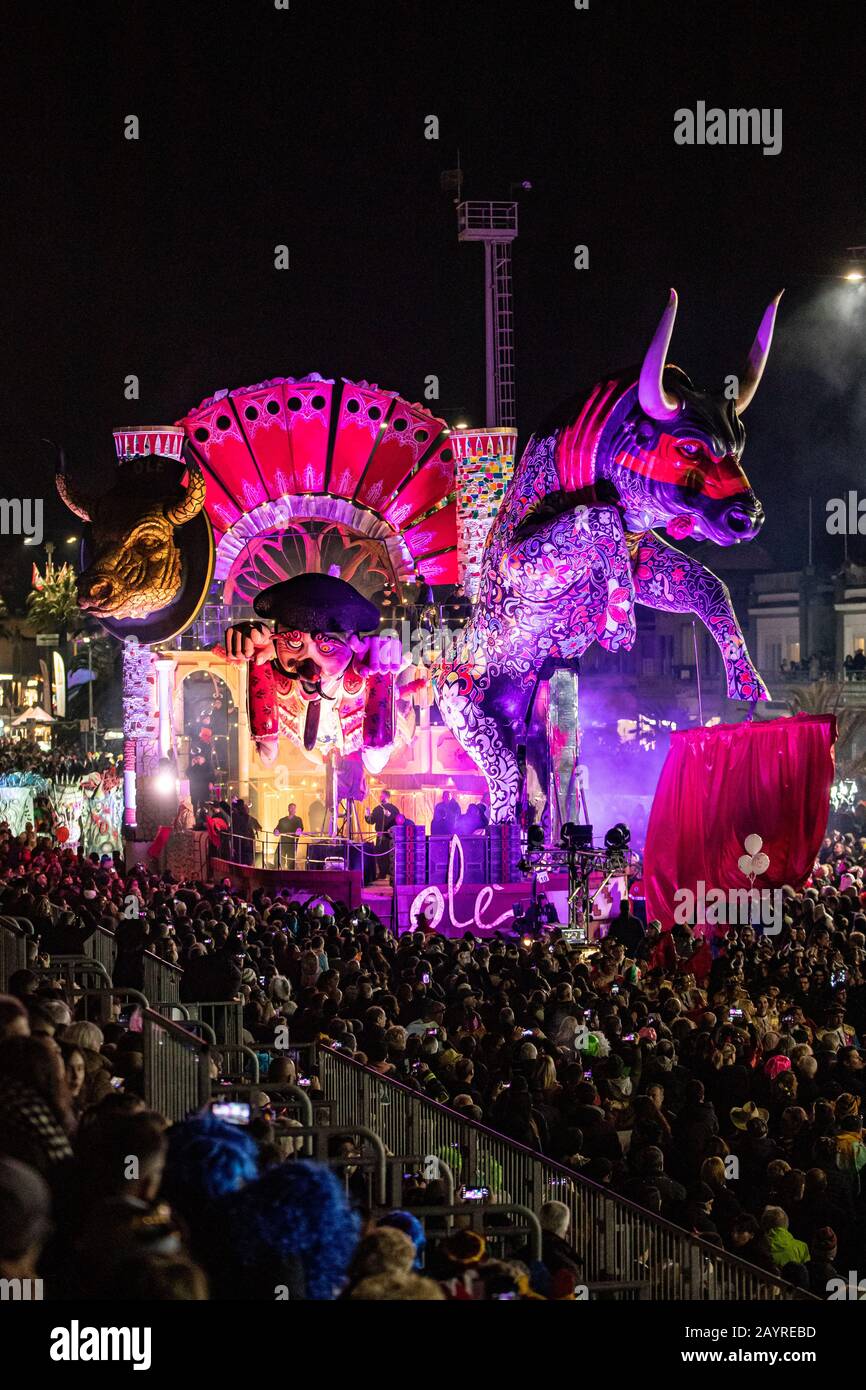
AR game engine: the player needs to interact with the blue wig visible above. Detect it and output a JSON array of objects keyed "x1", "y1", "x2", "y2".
[
  {"x1": 377, "y1": 1210, "x2": 426, "y2": 1270},
  {"x1": 223, "y1": 1160, "x2": 360, "y2": 1300},
  {"x1": 163, "y1": 1113, "x2": 259, "y2": 1220}
]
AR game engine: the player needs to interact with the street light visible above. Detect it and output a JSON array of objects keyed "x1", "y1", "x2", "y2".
[{"x1": 82, "y1": 635, "x2": 94, "y2": 756}]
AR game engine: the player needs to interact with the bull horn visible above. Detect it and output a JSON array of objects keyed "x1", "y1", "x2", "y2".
[
  {"x1": 46, "y1": 439, "x2": 94, "y2": 522},
  {"x1": 736, "y1": 290, "x2": 784, "y2": 414},
  {"x1": 638, "y1": 289, "x2": 680, "y2": 422},
  {"x1": 165, "y1": 463, "x2": 206, "y2": 526}
]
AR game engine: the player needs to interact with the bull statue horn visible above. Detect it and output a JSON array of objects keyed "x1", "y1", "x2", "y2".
[
  {"x1": 638, "y1": 289, "x2": 681, "y2": 422},
  {"x1": 165, "y1": 463, "x2": 206, "y2": 526},
  {"x1": 46, "y1": 439, "x2": 94, "y2": 522},
  {"x1": 735, "y1": 290, "x2": 784, "y2": 414}
]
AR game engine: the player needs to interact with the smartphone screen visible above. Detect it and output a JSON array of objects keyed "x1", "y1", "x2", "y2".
[{"x1": 211, "y1": 1100, "x2": 250, "y2": 1126}]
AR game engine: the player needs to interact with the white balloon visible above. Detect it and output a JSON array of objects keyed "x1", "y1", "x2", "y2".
[
  {"x1": 744, "y1": 833, "x2": 763, "y2": 856},
  {"x1": 751, "y1": 853, "x2": 770, "y2": 876},
  {"x1": 737, "y1": 855, "x2": 754, "y2": 876}
]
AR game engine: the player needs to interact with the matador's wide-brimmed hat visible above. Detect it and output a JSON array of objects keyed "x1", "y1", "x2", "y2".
[{"x1": 253, "y1": 573, "x2": 379, "y2": 635}]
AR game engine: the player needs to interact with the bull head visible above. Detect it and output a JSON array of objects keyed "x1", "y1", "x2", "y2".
[
  {"x1": 596, "y1": 289, "x2": 782, "y2": 546},
  {"x1": 56, "y1": 457, "x2": 206, "y2": 620}
]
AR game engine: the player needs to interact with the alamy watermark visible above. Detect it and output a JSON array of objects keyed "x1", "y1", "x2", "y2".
[
  {"x1": 0, "y1": 498, "x2": 42, "y2": 544},
  {"x1": 674, "y1": 103, "x2": 782, "y2": 157},
  {"x1": 673, "y1": 835, "x2": 782, "y2": 934},
  {"x1": 827, "y1": 493, "x2": 866, "y2": 535},
  {"x1": 378, "y1": 620, "x2": 472, "y2": 667},
  {"x1": 0, "y1": 1277, "x2": 43, "y2": 1300},
  {"x1": 49, "y1": 1322, "x2": 152, "y2": 1370}
]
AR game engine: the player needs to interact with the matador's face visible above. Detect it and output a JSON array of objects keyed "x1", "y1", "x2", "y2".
[{"x1": 272, "y1": 628, "x2": 356, "y2": 695}]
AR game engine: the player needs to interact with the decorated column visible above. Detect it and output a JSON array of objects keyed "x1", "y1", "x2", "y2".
[
  {"x1": 451, "y1": 427, "x2": 517, "y2": 600},
  {"x1": 121, "y1": 641, "x2": 160, "y2": 828}
]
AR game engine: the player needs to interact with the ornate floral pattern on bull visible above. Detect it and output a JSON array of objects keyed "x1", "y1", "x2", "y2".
[{"x1": 433, "y1": 290, "x2": 782, "y2": 821}]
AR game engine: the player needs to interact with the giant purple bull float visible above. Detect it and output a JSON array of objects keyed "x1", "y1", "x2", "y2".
[{"x1": 433, "y1": 289, "x2": 782, "y2": 822}]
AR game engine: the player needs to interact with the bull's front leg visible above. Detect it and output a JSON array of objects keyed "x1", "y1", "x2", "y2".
[
  {"x1": 631, "y1": 532, "x2": 769, "y2": 701},
  {"x1": 434, "y1": 670, "x2": 523, "y2": 824}
]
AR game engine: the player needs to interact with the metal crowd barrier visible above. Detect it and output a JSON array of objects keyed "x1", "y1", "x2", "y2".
[
  {"x1": 91, "y1": 924, "x2": 117, "y2": 978},
  {"x1": 212, "y1": 1043, "x2": 261, "y2": 1084},
  {"x1": 142, "y1": 1007, "x2": 211, "y2": 1122},
  {"x1": 314, "y1": 1046, "x2": 814, "y2": 1302},
  {"x1": 72, "y1": 986, "x2": 149, "y2": 1026},
  {"x1": 0, "y1": 915, "x2": 32, "y2": 991},
  {"x1": 91, "y1": 923, "x2": 183, "y2": 1003},
  {"x1": 36, "y1": 956, "x2": 112, "y2": 994},
  {"x1": 153, "y1": 999, "x2": 244, "y2": 1046},
  {"x1": 143, "y1": 952, "x2": 182, "y2": 1004}
]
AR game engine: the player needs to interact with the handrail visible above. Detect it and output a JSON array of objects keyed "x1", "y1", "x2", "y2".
[{"x1": 315, "y1": 1044, "x2": 816, "y2": 1301}]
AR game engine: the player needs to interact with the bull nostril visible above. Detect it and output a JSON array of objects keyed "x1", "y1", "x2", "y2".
[
  {"x1": 85, "y1": 580, "x2": 112, "y2": 603},
  {"x1": 726, "y1": 509, "x2": 753, "y2": 534}
]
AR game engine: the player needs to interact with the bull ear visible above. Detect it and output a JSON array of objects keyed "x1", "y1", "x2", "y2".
[
  {"x1": 165, "y1": 463, "x2": 206, "y2": 526},
  {"x1": 638, "y1": 290, "x2": 681, "y2": 422},
  {"x1": 736, "y1": 291, "x2": 784, "y2": 414},
  {"x1": 48, "y1": 442, "x2": 94, "y2": 522}
]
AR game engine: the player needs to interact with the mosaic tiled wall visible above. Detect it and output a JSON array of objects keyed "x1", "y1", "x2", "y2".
[{"x1": 451, "y1": 428, "x2": 517, "y2": 599}]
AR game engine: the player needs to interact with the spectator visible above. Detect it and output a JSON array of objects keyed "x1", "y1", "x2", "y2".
[
  {"x1": 0, "y1": 1157, "x2": 52, "y2": 1288},
  {"x1": 761, "y1": 1205, "x2": 810, "y2": 1268},
  {"x1": 0, "y1": 1036, "x2": 75, "y2": 1177}
]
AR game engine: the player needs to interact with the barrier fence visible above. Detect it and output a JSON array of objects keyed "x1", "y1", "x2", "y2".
[
  {"x1": 92, "y1": 923, "x2": 182, "y2": 1003},
  {"x1": 0, "y1": 916, "x2": 32, "y2": 991},
  {"x1": 212, "y1": 825, "x2": 521, "y2": 886},
  {"x1": 153, "y1": 1000, "x2": 244, "y2": 1046},
  {"x1": 142, "y1": 1007, "x2": 211, "y2": 1122},
  {"x1": 314, "y1": 1045, "x2": 814, "y2": 1302}
]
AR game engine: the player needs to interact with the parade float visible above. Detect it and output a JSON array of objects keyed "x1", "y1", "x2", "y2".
[{"x1": 56, "y1": 291, "x2": 836, "y2": 932}]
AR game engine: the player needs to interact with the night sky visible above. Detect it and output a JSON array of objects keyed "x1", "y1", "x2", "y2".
[{"x1": 3, "y1": 0, "x2": 865, "y2": 603}]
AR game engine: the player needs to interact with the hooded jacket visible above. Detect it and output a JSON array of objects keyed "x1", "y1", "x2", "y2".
[{"x1": 766, "y1": 1225, "x2": 809, "y2": 1267}]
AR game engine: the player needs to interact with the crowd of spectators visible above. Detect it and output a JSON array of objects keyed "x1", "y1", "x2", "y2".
[
  {"x1": 0, "y1": 741, "x2": 118, "y2": 782},
  {"x1": 3, "y1": 804, "x2": 866, "y2": 1300}
]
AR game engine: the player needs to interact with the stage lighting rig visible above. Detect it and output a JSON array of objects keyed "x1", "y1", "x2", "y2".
[
  {"x1": 517, "y1": 822, "x2": 640, "y2": 940},
  {"x1": 603, "y1": 822, "x2": 631, "y2": 872}
]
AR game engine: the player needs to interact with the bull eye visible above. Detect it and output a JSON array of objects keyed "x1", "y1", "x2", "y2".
[{"x1": 678, "y1": 442, "x2": 700, "y2": 457}]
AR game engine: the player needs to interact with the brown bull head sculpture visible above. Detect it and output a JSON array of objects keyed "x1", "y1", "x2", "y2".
[{"x1": 56, "y1": 454, "x2": 206, "y2": 621}]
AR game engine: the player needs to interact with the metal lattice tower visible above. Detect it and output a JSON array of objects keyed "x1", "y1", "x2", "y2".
[{"x1": 457, "y1": 201, "x2": 518, "y2": 429}]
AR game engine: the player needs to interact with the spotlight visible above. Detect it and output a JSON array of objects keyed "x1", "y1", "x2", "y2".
[
  {"x1": 527, "y1": 825, "x2": 544, "y2": 850},
  {"x1": 604, "y1": 822, "x2": 630, "y2": 872},
  {"x1": 604, "y1": 823, "x2": 631, "y2": 851},
  {"x1": 561, "y1": 821, "x2": 593, "y2": 850},
  {"x1": 155, "y1": 757, "x2": 178, "y2": 797}
]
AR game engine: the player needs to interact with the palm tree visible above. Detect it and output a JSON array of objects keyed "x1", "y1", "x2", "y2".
[
  {"x1": 786, "y1": 679, "x2": 866, "y2": 781},
  {"x1": 27, "y1": 561, "x2": 81, "y2": 635}
]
